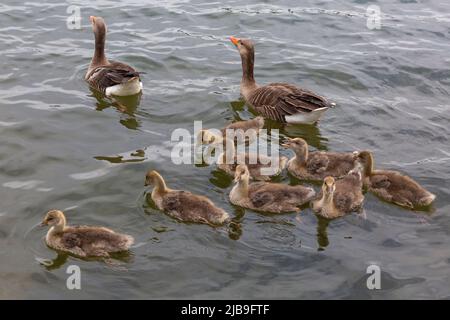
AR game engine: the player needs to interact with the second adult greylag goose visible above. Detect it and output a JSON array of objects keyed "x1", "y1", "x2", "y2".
[
  {"x1": 85, "y1": 16, "x2": 143, "y2": 96},
  {"x1": 229, "y1": 37, "x2": 334, "y2": 124},
  {"x1": 202, "y1": 134, "x2": 287, "y2": 181},
  {"x1": 311, "y1": 169, "x2": 365, "y2": 219},
  {"x1": 356, "y1": 151, "x2": 436, "y2": 209},
  {"x1": 230, "y1": 164, "x2": 316, "y2": 213},
  {"x1": 40, "y1": 210, "x2": 134, "y2": 257},
  {"x1": 282, "y1": 137, "x2": 358, "y2": 181},
  {"x1": 145, "y1": 170, "x2": 230, "y2": 226}
]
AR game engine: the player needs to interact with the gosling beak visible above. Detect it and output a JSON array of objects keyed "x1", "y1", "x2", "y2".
[
  {"x1": 40, "y1": 221, "x2": 47, "y2": 227},
  {"x1": 230, "y1": 36, "x2": 239, "y2": 46},
  {"x1": 281, "y1": 138, "x2": 292, "y2": 148},
  {"x1": 89, "y1": 16, "x2": 96, "y2": 24},
  {"x1": 144, "y1": 180, "x2": 149, "y2": 187},
  {"x1": 233, "y1": 174, "x2": 241, "y2": 183}
]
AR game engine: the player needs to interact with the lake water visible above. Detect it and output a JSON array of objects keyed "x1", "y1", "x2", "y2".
[{"x1": 1, "y1": 0, "x2": 449, "y2": 299}]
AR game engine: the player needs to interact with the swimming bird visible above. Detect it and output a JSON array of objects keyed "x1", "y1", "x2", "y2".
[
  {"x1": 311, "y1": 169, "x2": 365, "y2": 219},
  {"x1": 229, "y1": 37, "x2": 334, "y2": 124},
  {"x1": 230, "y1": 164, "x2": 316, "y2": 213},
  {"x1": 41, "y1": 210, "x2": 134, "y2": 257},
  {"x1": 282, "y1": 137, "x2": 359, "y2": 181},
  {"x1": 145, "y1": 170, "x2": 230, "y2": 226},
  {"x1": 85, "y1": 16, "x2": 143, "y2": 96},
  {"x1": 202, "y1": 134, "x2": 287, "y2": 181},
  {"x1": 198, "y1": 116, "x2": 265, "y2": 146},
  {"x1": 356, "y1": 151, "x2": 436, "y2": 209}
]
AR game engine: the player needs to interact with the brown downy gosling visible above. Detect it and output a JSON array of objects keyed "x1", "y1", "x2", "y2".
[
  {"x1": 283, "y1": 137, "x2": 358, "y2": 181},
  {"x1": 145, "y1": 170, "x2": 230, "y2": 226},
  {"x1": 357, "y1": 151, "x2": 436, "y2": 209},
  {"x1": 198, "y1": 116, "x2": 264, "y2": 146},
  {"x1": 312, "y1": 167, "x2": 365, "y2": 219},
  {"x1": 201, "y1": 133, "x2": 287, "y2": 181},
  {"x1": 41, "y1": 210, "x2": 134, "y2": 257},
  {"x1": 230, "y1": 164, "x2": 316, "y2": 213}
]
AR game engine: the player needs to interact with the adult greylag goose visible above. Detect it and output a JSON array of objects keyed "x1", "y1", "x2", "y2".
[
  {"x1": 40, "y1": 210, "x2": 134, "y2": 257},
  {"x1": 85, "y1": 16, "x2": 143, "y2": 96},
  {"x1": 145, "y1": 170, "x2": 230, "y2": 226},
  {"x1": 356, "y1": 151, "x2": 436, "y2": 209},
  {"x1": 229, "y1": 37, "x2": 334, "y2": 124},
  {"x1": 282, "y1": 137, "x2": 359, "y2": 181},
  {"x1": 202, "y1": 134, "x2": 287, "y2": 181},
  {"x1": 230, "y1": 164, "x2": 316, "y2": 213},
  {"x1": 312, "y1": 169, "x2": 365, "y2": 219}
]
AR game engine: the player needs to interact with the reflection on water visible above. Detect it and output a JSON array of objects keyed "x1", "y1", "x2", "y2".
[
  {"x1": 90, "y1": 88, "x2": 142, "y2": 130},
  {"x1": 39, "y1": 250, "x2": 134, "y2": 271},
  {"x1": 94, "y1": 148, "x2": 146, "y2": 164},
  {"x1": 316, "y1": 216, "x2": 331, "y2": 250}
]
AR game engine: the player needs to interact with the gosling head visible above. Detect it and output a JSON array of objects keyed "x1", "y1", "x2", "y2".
[
  {"x1": 234, "y1": 164, "x2": 250, "y2": 183},
  {"x1": 41, "y1": 210, "x2": 65, "y2": 227},
  {"x1": 199, "y1": 129, "x2": 222, "y2": 145},
  {"x1": 230, "y1": 36, "x2": 255, "y2": 59},
  {"x1": 89, "y1": 16, "x2": 107, "y2": 37},
  {"x1": 355, "y1": 150, "x2": 374, "y2": 176},
  {"x1": 322, "y1": 176, "x2": 336, "y2": 196},
  {"x1": 254, "y1": 116, "x2": 265, "y2": 128},
  {"x1": 282, "y1": 137, "x2": 308, "y2": 154},
  {"x1": 144, "y1": 170, "x2": 162, "y2": 187}
]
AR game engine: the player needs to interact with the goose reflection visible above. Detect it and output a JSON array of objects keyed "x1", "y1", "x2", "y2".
[
  {"x1": 316, "y1": 215, "x2": 331, "y2": 250},
  {"x1": 40, "y1": 251, "x2": 133, "y2": 270},
  {"x1": 228, "y1": 206, "x2": 245, "y2": 241},
  {"x1": 90, "y1": 88, "x2": 142, "y2": 130}
]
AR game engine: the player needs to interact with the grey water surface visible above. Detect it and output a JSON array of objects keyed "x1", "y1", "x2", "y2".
[{"x1": 1, "y1": 0, "x2": 450, "y2": 299}]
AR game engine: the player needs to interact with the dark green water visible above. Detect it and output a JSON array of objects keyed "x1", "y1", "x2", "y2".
[{"x1": 1, "y1": 0, "x2": 449, "y2": 299}]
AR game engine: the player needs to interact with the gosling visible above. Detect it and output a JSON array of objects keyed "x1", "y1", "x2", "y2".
[
  {"x1": 202, "y1": 133, "x2": 287, "y2": 181},
  {"x1": 41, "y1": 210, "x2": 134, "y2": 257},
  {"x1": 357, "y1": 151, "x2": 435, "y2": 209},
  {"x1": 312, "y1": 168, "x2": 365, "y2": 219},
  {"x1": 230, "y1": 164, "x2": 316, "y2": 213},
  {"x1": 283, "y1": 137, "x2": 358, "y2": 181}
]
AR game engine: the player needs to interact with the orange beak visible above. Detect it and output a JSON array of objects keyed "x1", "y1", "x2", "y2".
[
  {"x1": 90, "y1": 16, "x2": 96, "y2": 24},
  {"x1": 230, "y1": 36, "x2": 240, "y2": 46}
]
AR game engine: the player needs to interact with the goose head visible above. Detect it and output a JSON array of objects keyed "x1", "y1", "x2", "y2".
[
  {"x1": 230, "y1": 37, "x2": 254, "y2": 58},
  {"x1": 253, "y1": 116, "x2": 265, "y2": 128},
  {"x1": 198, "y1": 129, "x2": 223, "y2": 145},
  {"x1": 41, "y1": 210, "x2": 66, "y2": 230},
  {"x1": 234, "y1": 164, "x2": 250, "y2": 183},
  {"x1": 322, "y1": 176, "x2": 336, "y2": 198},
  {"x1": 144, "y1": 170, "x2": 163, "y2": 187},
  {"x1": 355, "y1": 150, "x2": 374, "y2": 177},
  {"x1": 282, "y1": 137, "x2": 308, "y2": 160},
  {"x1": 90, "y1": 16, "x2": 106, "y2": 35}
]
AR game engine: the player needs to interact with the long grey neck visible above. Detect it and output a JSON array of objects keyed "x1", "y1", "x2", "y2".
[
  {"x1": 240, "y1": 50, "x2": 256, "y2": 87},
  {"x1": 91, "y1": 30, "x2": 108, "y2": 67}
]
